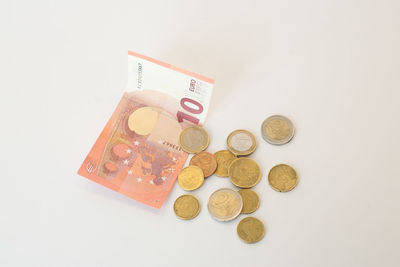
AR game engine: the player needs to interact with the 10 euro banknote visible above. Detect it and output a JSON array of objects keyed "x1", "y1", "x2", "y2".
[{"x1": 78, "y1": 51, "x2": 214, "y2": 209}]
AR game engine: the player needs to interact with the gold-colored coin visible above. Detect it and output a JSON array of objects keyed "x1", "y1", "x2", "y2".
[
  {"x1": 261, "y1": 115, "x2": 295, "y2": 145},
  {"x1": 173, "y1": 194, "x2": 201, "y2": 220},
  {"x1": 189, "y1": 151, "x2": 217, "y2": 177},
  {"x1": 226, "y1": 129, "x2": 257, "y2": 156},
  {"x1": 177, "y1": 166, "x2": 204, "y2": 191},
  {"x1": 228, "y1": 158, "x2": 261, "y2": 188},
  {"x1": 207, "y1": 188, "x2": 243, "y2": 221},
  {"x1": 214, "y1": 150, "x2": 237, "y2": 177},
  {"x1": 268, "y1": 164, "x2": 298, "y2": 192},
  {"x1": 128, "y1": 107, "x2": 159, "y2": 135},
  {"x1": 238, "y1": 189, "x2": 260, "y2": 214},
  {"x1": 237, "y1": 217, "x2": 265, "y2": 243},
  {"x1": 179, "y1": 126, "x2": 210, "y2": 153}
]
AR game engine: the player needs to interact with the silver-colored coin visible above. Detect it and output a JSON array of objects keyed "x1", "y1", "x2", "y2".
[
  {"x1": 261, "y1": 115, "x2": 295, "y2": 145},
  {"x1": 226, "y1": 129, "x2": 257, "y2": 156},
  {"x1": 207, "y1": 188, "x2": 243, "y2": 222}
]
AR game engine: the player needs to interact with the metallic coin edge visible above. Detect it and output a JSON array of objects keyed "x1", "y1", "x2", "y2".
[
  {"x1": 179, "y1": 126, "x2": 210, "y2": 153},
  {"x1": 261, "y1": 115, "x2": 295, "y2": 145},
  {"x1": 228, "y1": 158, "x2": 262, "y2": 188},
  {"x1": 178, "y1": 165, "x2": 205, "y2": 191},
  {"x1": 173, "y1": 194, "x2": 201, "y2": 220},
  {"x1": 236, "y1": 216, "x2": 265, "y2": 243},
  {"x1": 207, "y1": 188, "x2": 243, "y2": 222},
  {"x1": 226, "y1": 129, "x2": 257, "y2": 156},
  {"x1": 267, "y1": 164, "x2": 298, "y2": 192}
]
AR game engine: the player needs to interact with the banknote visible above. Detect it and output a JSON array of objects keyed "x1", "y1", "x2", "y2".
[{"x1": 78, "y1": 51, "x2": 214, "y2": 209}]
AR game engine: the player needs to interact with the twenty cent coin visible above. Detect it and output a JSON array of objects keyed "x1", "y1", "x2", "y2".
[
  {"x1": 229, "y1": 158, "x2": 261, "y2": 188},
  {"x1": 173, "y1": 194, "x2": 201, "y2": 220},
  {"x1": 261, "y1": 115, "x2": 295, "y2": 145},
  {"x1": 179, "y1": 126, "x2": 210, "y2": 153},
  {"x1": 238, "y1": 189, "x2": 260, "y2": 214},
  {"x1": 268, "y1": 164, "x2": 298, "y2": 192},
  {"x1": 178, "y1": 166, "x2": 204, "y2": 191},
  {"x1": 226, "y1": 129, "x2": 257, "y2": 156},
  {"x1": 207, "y1": 188, "x2": 243, "y2": 222},
  {"x1": 237, "y1": 217, "x2": 265, "y2": 243},
  {"x1": 214, "y1": 150, "x2": 237, "y2": 177},
  {"x1": 189, "y1": 151, "x2": 217, "y2": 177}
]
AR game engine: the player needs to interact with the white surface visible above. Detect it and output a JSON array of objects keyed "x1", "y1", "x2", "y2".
[{"x1": 1, "y1": 1, "x2": 400, "y2": 266}]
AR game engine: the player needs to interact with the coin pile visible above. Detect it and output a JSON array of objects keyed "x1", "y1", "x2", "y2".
[{"x1": 173, "y1": 115, "x2": 298, "y2": 244}]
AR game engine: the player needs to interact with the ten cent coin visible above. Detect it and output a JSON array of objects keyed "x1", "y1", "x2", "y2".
[
  {"x1": 237, "y1": 217, "x2": 265, "y2": 243},
  {"x1": 178, "y1": 166, "x2": 204, "y2": 191},
  {"x1": 189, "y1": 151, "x2": 217, "y2": 177},
  {"x1": 226, "y1": 129, "x2": 257, "y2": 156},
  {"x1": 238, "y1": 189, "x2": 260, "y2": 214},
  {"x1": 214, "y1": 150, "x2": 237, "y2": 177},
  {"x1": 173, "y1": 194, "x2": 201, "y2": 220},
  {"x1": 229, "y1": 158, "x2": 261, "y2": 188},
  {"x1": 207, "y1": 188, "x2": 243, "y2": 222},
  {"x1": 179, "y1": 126, "x2": 210, "y2": 153},
  {"x1": 268, "y1": 164, "x2": 298, "y2": 192},
  {"x1": 261, "y1": 115, "x2": 295, "y2": 145}
]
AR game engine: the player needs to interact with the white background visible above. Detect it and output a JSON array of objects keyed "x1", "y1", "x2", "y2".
[{"x1": 1, "y1": 1, "x2": 400, "y2": 266}]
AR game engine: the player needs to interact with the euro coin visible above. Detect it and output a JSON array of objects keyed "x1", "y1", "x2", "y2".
[
  {"x1": 261, "y1": 115, "x2": 294, "y2": 145},
  {"x1": 173, "y1": 194, "x2": 201, "y2": 220},
  {"x1": 237, "y1": 217, "x2": 265, "y2": 243},
  {"x1": 238, "y1": 189, "x2": 260, "y2": 214},
  {"x1": 214, "y1": 150, "x2": 237, "y2": 177},
  {"x1": 179, "y1": 126, "x2": 210, "y2": 153},
  {"x1": 189, "y1": 151, "x2": 217, "y2": 177},
  {"x1": 226, "y1": 129, "x2": 257, "y2": 156},
  {"x1": 229, "y1": 158, "x2": 261, "y2": 188},
  {"x1": 177, "y1": 166, "x2": 204, "y2": 191},
  {"x1": 207, "y1": 188, "x2": 243, "y2": 222},
  {"x1": 268, "y1": 164, "x2": 298, "y2": 192}
]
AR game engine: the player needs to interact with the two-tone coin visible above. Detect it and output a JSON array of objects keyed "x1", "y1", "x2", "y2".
[
  {"x1": 226, "y1": 129, "x2": 257, "y2": 156},
  {"x1": 214, "y1": 150, "x2": 237, "y2": 177},
  {"x1": 189, "y1": 151, "x2": 217, "y2": 177},
  {"x1": 238, "y1": 189, "x2": 260, "y2": 214},
  {"x1": 228, "y1": 158, "x2": 261, "y2": 188},
  {"x1": 173, "y1": 194, "x2": 201, "y2": 220},
  {"x1": 177, "y1": 165, "x2": 204, "y2": 191},
  {"x1": 179, "y1": 126, "x2": 210, "y2": 153},
  {"x1": 268, "y1": 164, "x2": 298, "y2": 192},
  {"x1": 207, "y1": 188, "x2": 243, "y2": 222},
  {"x1": 261, "y1": 115, "x2": 295, "y2": 145},
  {"x1": 237, "y1": 217, "x2": 265, "y2": 243}
]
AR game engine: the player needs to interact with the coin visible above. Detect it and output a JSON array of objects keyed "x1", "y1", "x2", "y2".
[
  {"x1": 189, "y1": 151, "x2": 217, "y2": 177},
  {"x1": 128, "y1": 107, "x2": 159, "y2": 135},
  {"x1": 207, "y1": 188, "x2": 243, "y2": 222},
  {"x1": 177, "y1": 166, "x2": 204, "y2": 191},
  {"x1": 228, "y1": 158, "x2": 261, "y2": 188},
  {"x1": 179, "y1": 126, "x2": 210, "y2": 153},
  {"x1": 268, "y1": 164, "x2": 298, "y2": 192},
  {"x1": 226, "y1": 129, "x2": 257, "y2": 156},
  {"x1": 238, "y1": 189, "x2": 260, "y2": 214},
  {"x1": 214, "y1": 150, "x2": 237, "y2": 177},
  {"x1": 261, "y1": 115, "x2": 295, "y2": 145},
  {"x1": 173, "y1": 194, "x2": 201, "y2": 220},
  {"x1": 237, "y1": 217, "x2": 265, "y2": 243}
]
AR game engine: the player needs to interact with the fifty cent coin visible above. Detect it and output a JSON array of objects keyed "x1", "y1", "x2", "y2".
[
  {"x1": 178, "y1": 166, "x2": 204, "y2": 191},
  {"x1": 173, "y1": 194, "x2": 201, "y2": 220},
  {"x1": 214, "y1": 150, "x2": 237, "y2": 177},
  {"x1": 229, "y1": 158, "x2": 261, "y2": 188}
]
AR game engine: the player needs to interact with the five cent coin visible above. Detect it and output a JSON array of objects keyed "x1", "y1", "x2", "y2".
[
  {"x1": 268, "y1": 164, "x2": 298, "y2": 192},
  {"x1": 207, "y1": 188, "x2": 243, "y2": 222},
  {"x1": 178, "y1": 166, "x2": 204, "y2": 191},
  {"x1": 173, "y1": 194, "x2": 201, "y2": 220},
  {"x1": 238, "y1": 189, "x2": 260, "y2": 214},
  {"x1": 214, "y1": 150, "x2": 237, "y2": 177},
  {"x1": 261, "y1": 115, "x2": 295, "y2": 145},
  {"x1": 227, "y1": 129, "x2": 257, "y2": 156},
  {"x1": 237, "y1": 217, "x2": 265, "y2": 243},
  {"x1": 189, "y1": 151, "x2": 217, "y2": 177},
  {"x1": 179, "y1": 126, "x2": 210, "y2": 153},
  {"x1": 229, "y1": 158, "x2": 261, "y2": 188}
]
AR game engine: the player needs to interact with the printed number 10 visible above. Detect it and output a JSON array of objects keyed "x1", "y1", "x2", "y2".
[{"x1": 177, "y1": 97, "x2": 203, "y2": 125}]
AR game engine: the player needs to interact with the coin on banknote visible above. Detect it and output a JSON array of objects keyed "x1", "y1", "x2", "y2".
[
  {"x1": 179, "y1": 126, "x2": 210, "y2": 153},
  {"x1": 189, "y1": 151, "x2": 217, "y2": 177},
  {"x1": 261, "y1": 115, "x2": 294, "y2": 145},
  {"x1": 214, "y1": 150, "x2": 237, "y2": 177},
  {"x1": 238, "y1": 189, "x2": 260, "y2": 214},
  {"x1": 229, "y1": 158, "x2": 261, "y2": 188},
  {"x1": 173, "y1": 194, "x2": 201, "y2": 220},
  {"x1": 268, "y1": 164, "x2": 298, "y2": 192},
  {"x1": 226, "y1": 129, "x2": 257, "y2": 156},
  {"x1": 237, "y1": 217, "x2": 265, "y2": 243},
  {"x1": 178, "y1": 166, "x2": 204, "y2": 191},
  {"x1": 128, "y1": 106, "x2": 159, "y2": 135},
  {"x1": 207, "y1": 188, "x2": 243, "y2": 222}
]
